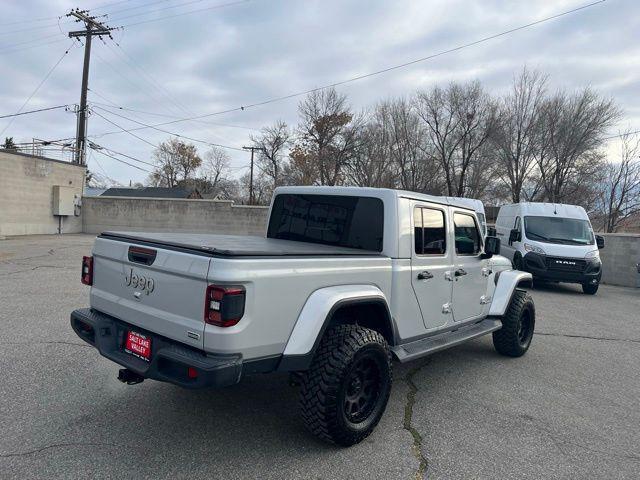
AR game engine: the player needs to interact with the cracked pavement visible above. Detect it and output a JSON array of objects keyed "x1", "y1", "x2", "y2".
[{"x1": 1, "y1": 234, "x2": 639, "y2": 479}]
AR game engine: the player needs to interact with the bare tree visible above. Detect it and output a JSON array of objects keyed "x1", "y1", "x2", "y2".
[
  {"x1": 537, "y1": 89, "x2": 621, "y2": 203},
  {"x1": 414, "y1": 85, "x2": 460, "y2": 194},
  {"x1": 251, "y1": 120, "x2": 290, "y2": 187},
  {"x1": 237, "y1": 170, "x2": 271, "y2": 205},
  {"x1": 196, "y1": 146, "x2": 236, "y2": 198},
  {"x1": 451, "y1": 82, "x2": 498, "y2": 196},
  {"x1": 595, "y1": 131, "x2": 640, "y2": 232},
  {"x1": 382, "y1": 98, "x2": 442, "y2": 193},
  {"x1": 492, "y1": 68, "x2": 547, "y2": 202},
  {"x1": 149, "y1": 138, "x2": 202, "y2": 187},
  {"x1": 345, "y1": 117, "x2": 396, "y2": 188},
  {"x1": 464, "y1": 142, "x2": 496, "y2": 200},
  {"x1": 415, "y1": 81, "x2": 496, "y2": 197},
  {"x1": 295, "y1": 87, "x2": 362, "y2": 185}
]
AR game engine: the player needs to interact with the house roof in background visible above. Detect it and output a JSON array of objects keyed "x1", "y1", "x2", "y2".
[
  {"x1": 101, "y1": 187, "x2": 194, "y2": 198},
  {"x1": 84, "y1": 187, "x2": 107, "y2": 197}
]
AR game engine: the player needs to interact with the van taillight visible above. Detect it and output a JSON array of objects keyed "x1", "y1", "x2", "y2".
[
  {"x1": 204, "y1": 285, "x2": 245, "y2": 327},
  {"x1": 81, "y1": 256, "x2": 93, "y2": 285}
]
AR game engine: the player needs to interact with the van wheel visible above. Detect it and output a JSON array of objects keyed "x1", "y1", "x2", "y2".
[
  {"x1": 512, "y1": 253, "x2": 523, "y2": 271},
  {"x1": 582, "y1": 283, "x2": 599, "y2": 295},
  {"x1": 299, "y1": 324, "x2": 392, "y2": 446},
  {"x1": 493, "y1": 290, "x2": 535, "y2": 357}
]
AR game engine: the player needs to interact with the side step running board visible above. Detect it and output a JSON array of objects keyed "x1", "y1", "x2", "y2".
[{"x1": 392, "y1": 318, "x2": 502, "y2": 363}]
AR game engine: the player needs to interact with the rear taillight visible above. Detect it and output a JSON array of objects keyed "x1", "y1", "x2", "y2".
[
  {"x1": 204, "y1": 285, "x2": 245, "y2": 327},
  {"x1": 81, "y1": 256, "x2": 93, "y2": 285}
]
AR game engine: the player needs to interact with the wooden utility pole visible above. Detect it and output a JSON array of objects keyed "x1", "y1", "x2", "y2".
[
  {"x1": 67, "y1": 9, "x2": 114, "y2": 165},
  {"x1": 242, "y1": 146, "x2": 263, "y2": 205}
]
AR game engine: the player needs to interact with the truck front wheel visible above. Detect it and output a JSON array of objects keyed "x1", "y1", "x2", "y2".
[
  {"x1": 493, "y1": 289, "x2": 535, "y2": 357},
  {"x1": 299, "y1": 324, "x2": 392, "y2": 446}
]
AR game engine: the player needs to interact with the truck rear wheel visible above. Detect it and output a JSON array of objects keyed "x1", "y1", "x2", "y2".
[
  {"x1": 493, "y1": 289, "x2": 535, "y2": 357},
  {"x1": 299, "y1": 324, "x2": 392, "y2": 446}
]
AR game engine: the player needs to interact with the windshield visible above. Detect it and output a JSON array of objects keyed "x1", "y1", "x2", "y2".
[{"x1": 524, "y1": 216, "x2": 594, "y2": 245}]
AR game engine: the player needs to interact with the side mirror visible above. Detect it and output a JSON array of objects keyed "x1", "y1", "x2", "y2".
[
  {"x1": 509, "y1": 229, "x2": 521, "y2": 244},
  {"x1": 596, "y1": 235, "x2": 605, "y2": 249},
  {"x1": 481, "y1": 236, "x2": 501, "y2": 259},
  {"x1": 487, "y1": 226, "x2": 496, "y2": 237}
]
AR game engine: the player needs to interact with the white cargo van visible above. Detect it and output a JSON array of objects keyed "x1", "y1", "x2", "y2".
[
  {"x1": 495, "y1": 202, "x2": 605, "y2": 294},
  {"x1": 443, "y1": 197, "x2": 487, "y2": 236}
]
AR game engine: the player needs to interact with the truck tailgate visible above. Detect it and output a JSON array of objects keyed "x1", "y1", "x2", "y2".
[{"x1": 90, "y1": 236, "x2": 210, "y2": 349}]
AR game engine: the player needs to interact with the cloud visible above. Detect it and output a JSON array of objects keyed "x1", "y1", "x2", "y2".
[{"x1": 1, "y1": 0, "x2": 638, "y2": 183}]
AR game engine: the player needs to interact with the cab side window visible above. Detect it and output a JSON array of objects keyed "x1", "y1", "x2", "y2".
[
  {"x1": 414, "y1": 207, "x2": 446, "y2": 255},
  {"x1": 454, "y1": 213, "x2": 481, "y2": 255}
]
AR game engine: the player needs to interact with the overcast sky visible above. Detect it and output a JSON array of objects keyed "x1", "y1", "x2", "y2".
[{"x1": 1, "y1": 0, "x2": 638, "y2": 185}]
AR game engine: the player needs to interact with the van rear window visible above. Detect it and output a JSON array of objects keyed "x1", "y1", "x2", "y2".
[{"x1": 267, "y1": 194, "x2": 384, "y2": 252}]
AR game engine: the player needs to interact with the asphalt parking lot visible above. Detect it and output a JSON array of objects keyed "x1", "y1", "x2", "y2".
[{"x1": 1, "y1": 234, "x2": 639, "y2": 479}]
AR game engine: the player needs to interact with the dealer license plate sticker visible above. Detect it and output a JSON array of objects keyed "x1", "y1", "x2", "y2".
[{"x1": 124, "y1": 330, "x2": 151, "y2": 362}]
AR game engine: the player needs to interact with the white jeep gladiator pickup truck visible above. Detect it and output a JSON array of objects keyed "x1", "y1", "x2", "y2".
[{"x1": 71, "y1": 186, "x2": 534, "y2": 446}]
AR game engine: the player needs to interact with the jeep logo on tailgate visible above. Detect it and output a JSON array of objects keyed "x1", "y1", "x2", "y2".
[{"x1": 125, "y1": 268, "x2": 155, "y2": 295}]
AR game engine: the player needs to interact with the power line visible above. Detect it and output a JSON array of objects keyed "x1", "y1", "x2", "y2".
[
  {"x1": 97, "y1": 0, "x2": 174, "y2": 15},
  {"x1": 89, "y1": 98, "x2": 258, "y2": 130},
  {"x1": 0, "y1": 33, "x2": 63, "y2": 51},
  {"x1": 108, "y1": 0, "x2": 212, "y2": 23},
  {"x1": 117, "y1": 0, "x2": 254, "y2": 27},
  {"x1": 0, "y1": 42, "x2": 74, "y2": 137},
  {"x1": 92, "y1": 50, "x2": 187, "y2": 118},
  {"x1": 91, "y1": 108, "x2": 159, "y2": 148},
  {"x1": 87, "y1": 149, "x2": 120, "y2": 185},
  {"x1": 0, "y1": 15, "x2": 61, "y2": 27},
  {"x1": 0, "y1": 38, "x2": 68, "y2": 56},
  {"x1": 109, "y1": 42, "x2": 196, "y2": 118},
  {"x1": 602, "y1": 129, "x2": 640, "y2": 140},
  {"x1": 0, "y1": 104, "x2": 70, "y2": 119},
  {"x1": 91, "y1": 0, "x2": 136, "y2": 10},
  {"x1": 0, "y1": 0, "x2": 248, "y2": 36},
  {"x1": 89, "y1": 0, "x2": 607, "y2": 133},
  {"x1": 92, "y1": 105, "x2": 245, "y2": 151},
  {"x1": 91, "y1": 146, "x2": 151, "y2": 172},
  {"x1": 90, "y1": 142, "x2": 156, "y2": 167}
]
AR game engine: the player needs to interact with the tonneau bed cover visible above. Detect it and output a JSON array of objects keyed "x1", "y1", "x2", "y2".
[{"x1": 100, "y1": 231, "x2": 383, "y2": 257}]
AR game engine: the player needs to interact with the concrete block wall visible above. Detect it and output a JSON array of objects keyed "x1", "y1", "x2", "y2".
[
  {"x1": 0, "y1": 152, "x2": 86, "y2": 236},
  {"x1": 82, "y1": 196, "x2": 269, "y2": 236},
  {"x1": 600, "y1": 233, "x2": 640, "y2": 288}
]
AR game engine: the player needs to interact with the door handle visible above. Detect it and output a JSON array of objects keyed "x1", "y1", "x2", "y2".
[
  {"x1": 417, "y1": 271, "x2": 434, "y2": 280},
  {"x1": 454, "y1": 268, "x2": 467, "y2": 277}
]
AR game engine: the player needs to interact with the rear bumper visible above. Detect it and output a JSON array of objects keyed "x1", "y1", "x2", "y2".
[
  {"x1": 523, "y1": 252, "x2": 601, "y2": 284},
  {"x1": 70, "y1": 308, "x2": 243, "y2": 389}
]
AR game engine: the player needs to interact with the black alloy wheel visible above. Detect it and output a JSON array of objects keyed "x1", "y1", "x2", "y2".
[{"x1": 343, "y1": 354, "x2": 382, "y2": 423}]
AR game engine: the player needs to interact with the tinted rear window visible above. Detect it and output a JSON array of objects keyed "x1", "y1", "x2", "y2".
[{"x1": 267, "y1": 194, "x2": 384, "y2": 251}]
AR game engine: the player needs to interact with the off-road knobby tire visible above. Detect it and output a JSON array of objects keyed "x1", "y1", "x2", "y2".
[
  {"x1": 493, "y1": 289, "x2": 535, "y2": 357},
  {"x1": 582, "y1": 282, "x2": 599, "y2": 295},
  {"x1": 299, "y1": 324, "x2": 392, "y2": 446}
]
